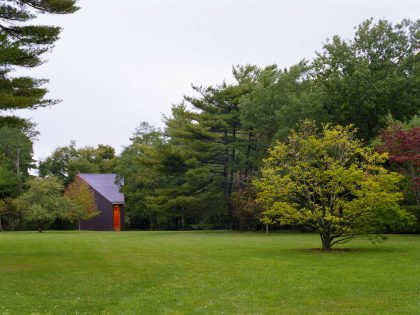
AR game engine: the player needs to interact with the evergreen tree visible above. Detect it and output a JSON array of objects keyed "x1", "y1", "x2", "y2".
[
  {"x1": 0, "y1": 0, "x2": 79, "y2": 126},
  {"x1": 115, "y1": 123, "x2": 169, "y2": 229},
  {"x1": 163, "y1": 66, "x2": 259, "y2": 226},
  {"x1": 117, "y1": 18, "x2": 420, "y2": 231},
  {"x1": 0, "y1": 122, "x2": 37, "y2": 193},
  {"x1": 0, "y1": 120, "x2": 37, "y2": 231}
]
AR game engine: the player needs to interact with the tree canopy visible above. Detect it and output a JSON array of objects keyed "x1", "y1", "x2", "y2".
[
  {"x1": 64, "y1": 177, "x2": 99, "y2": 230},
  {"x1": 0, "y1": 1, "x2": 79, "y2": 232},
  {"x1": 5, "y1": 17, "x2": 417, "y2": 234},
  {"x1": 255, "y1": 121, "x2": 414, "y2": 250},
  {"x1": 312, "y1": 19, "x2": 419, "y2": 140},
  {"x1": 378, "y1": 121, "x2": 420, "y2": 204},
  {"x1": 0, "y1": 122, "x2": 37, "y2": 195},
  {"x1": 17, "y1": 176, "x2": 70, "y2": 232},
  {"x1": 115, "y1": 19, "x2": 420, "y2": 230},
  {"x1": 39, "y1": 142, "x2": 118, "y2": 186},
  {"x1": 0, "y1": 0, "x2": 79, "y2": 126}
]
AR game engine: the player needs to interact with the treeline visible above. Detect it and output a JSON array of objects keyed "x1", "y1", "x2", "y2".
[
  {"x1": 0, "y1": 0, "x2": 79, "y2": 230},
  {"x1": 115, "y1": 19, "x2": 419, "y2": 230},
  {"x1": 1, "y1": 18, "x2": 419, "y2": 231}
]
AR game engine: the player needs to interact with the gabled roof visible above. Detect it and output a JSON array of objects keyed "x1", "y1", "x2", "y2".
[{"x1": 77, "y1": 173, "x2": 124, "y2": 204}]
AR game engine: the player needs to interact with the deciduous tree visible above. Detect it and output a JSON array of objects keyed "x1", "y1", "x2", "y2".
[
  {"x1": 18, "y1": 177, "x2": 70, "y2": 232},
  {"x1": 255, "y1": 121, "x2": 413, "y2": 250},
  {"x1": 378, "y1": 124, "x2": 420, "y2": 203},
  {"x1": 312, "y1": 19, "x2": 420, "y2": 141},
  {"x1": 376, "y1": 116, "x2": 420, "y2": 229},
  {"x1": 0, "y1": 197, "x2": 21, "y2": 231},
  {"x1": 64, "y1": 177, "x2": 99, "y2": 230},
  {"x1": 39, "y1": 143, "x2": 118, "y2": 186}
]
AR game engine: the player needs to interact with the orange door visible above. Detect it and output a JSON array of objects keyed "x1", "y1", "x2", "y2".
[{"x1": 113, "y1": 205, "x2": 121, "y2": 231}]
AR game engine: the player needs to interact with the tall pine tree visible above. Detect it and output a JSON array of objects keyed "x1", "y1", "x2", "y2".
[{"x1": 0, "y1": 0, "x2": 79, "y2": 126}]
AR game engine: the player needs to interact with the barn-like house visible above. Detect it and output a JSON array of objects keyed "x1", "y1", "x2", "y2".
[{"x1": 77, "y1": 174, "x2": 124, "y2": 231}]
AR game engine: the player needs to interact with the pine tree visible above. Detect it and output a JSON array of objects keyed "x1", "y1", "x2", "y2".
[
  {"x1": 162, "y1": 66, "x2": 260, "y2": 227},
  {"x1": 0, "y1": 0, "x2": 79, "y2": 126}
]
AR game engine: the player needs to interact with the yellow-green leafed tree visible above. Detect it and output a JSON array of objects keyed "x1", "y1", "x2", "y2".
[
  {"x1": 255, "y1": 120, "x2": 414, "y2": 250},
  {"x1": 65, "y1": 178, "x2": 99, "y2": 230}
]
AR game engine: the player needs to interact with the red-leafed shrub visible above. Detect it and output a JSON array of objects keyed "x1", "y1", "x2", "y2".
[{"x1": 378, "y1": 124, "x2": 420, "y2": 205}]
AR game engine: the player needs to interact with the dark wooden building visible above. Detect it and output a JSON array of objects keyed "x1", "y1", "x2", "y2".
[{"x1": 77, "y1": 174, "x2": 124, "y2": 231}]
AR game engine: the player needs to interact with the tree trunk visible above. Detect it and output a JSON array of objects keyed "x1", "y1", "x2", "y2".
[
  {"x1": 223, "y1": 154, "x2": 234, "y2": 222},
  {"x1": 16, "y1": 148, "x2": 22, "y2": 194},
  {"x1": 38, "y1": 223, "x2": 43, "y2": 233},
  {"x1": 229, "y1": 129, "x2": 236, "y2": 196},
  {"x1": 220, "y1": 124, "x2": 237, "y2": 228},
  {"x1": 78, "y1": 220, "x2": 81, "y2": 231},
  {"x1": 181, "y1": 207, "x2": 185, "y2": 230},
  {"x1": 320, "y1": 233, "x2": 332, "y2": 251},
  {"x1": 243, "y1": 130, "x2": 253, "y2": 184},
  {"x1": 0, "y1": 216, "x2": 3, "y2": 232},
  {"x1": 149, "y1": 213, "x2": 152, "y2": 230}
]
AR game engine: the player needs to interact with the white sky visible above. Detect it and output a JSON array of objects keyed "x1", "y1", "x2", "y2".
[{"x1": 14, "y1": 0, "x2": 420, "y2": 160}]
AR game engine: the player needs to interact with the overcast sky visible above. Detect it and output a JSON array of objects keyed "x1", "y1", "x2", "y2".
[{"x1": 16, "y1": 0, "x2": 420, "y2": 160}]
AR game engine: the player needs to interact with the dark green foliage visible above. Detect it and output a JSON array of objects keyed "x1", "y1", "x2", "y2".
[
  {"x1": 0, "y1": 197, "x2": 22, "y2": 231},
  {"x1": 161, "y1": 67, "x2": 261, "y2": 228},
  {"x1": 17, "y1": 176, "x2": 71, "y2": 232},
  {"x1": 120, "y1": 19, "x2": 420, "y2": 230},
  {"x1": 115, "y1": 123, "x2": 168, "y2": 229},
  {"x1": 120, "y1": 65, "x2": 298, "y2": 229},
  {"x1": 0, "y1": 122, "x2": 36, "y2": 195},
  {"x1": 0, "y1": 120, "x2": 37, "y2": 230},
  {"x1": 312, "y1": 19, "x2": 420, "y2": 141},
  {"x1": 0, "y1": 2, "x2": 78, "y2": 232},
  {"x1": 240, "y1": 62, "x2": 326, "y2": 142},
  {"x1": 116, "y1": 121, "x2": 229, "y2": 230},
  {"x1": 404, "y1": 205, "x2": 420, "y2": 232},
  {"x1": 39, "y1": 142, "x2": 118, "y2": 186},
  {"x1": 0, "y1": 0, "x2": 79, "y2": 126}
]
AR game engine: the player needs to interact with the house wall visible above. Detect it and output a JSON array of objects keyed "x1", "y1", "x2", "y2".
[{"x1": 80, "y1": 190, "x2": 124, "y2": 231}]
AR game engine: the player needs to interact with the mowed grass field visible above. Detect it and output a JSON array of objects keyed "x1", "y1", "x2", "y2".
[{"x1": 0, "y1": 232, "x2": 419, "y2": 314}]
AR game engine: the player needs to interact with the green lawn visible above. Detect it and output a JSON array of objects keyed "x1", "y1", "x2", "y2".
[{"x1": 0, "y1": 231, "x2": 419, "y2": 314}]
